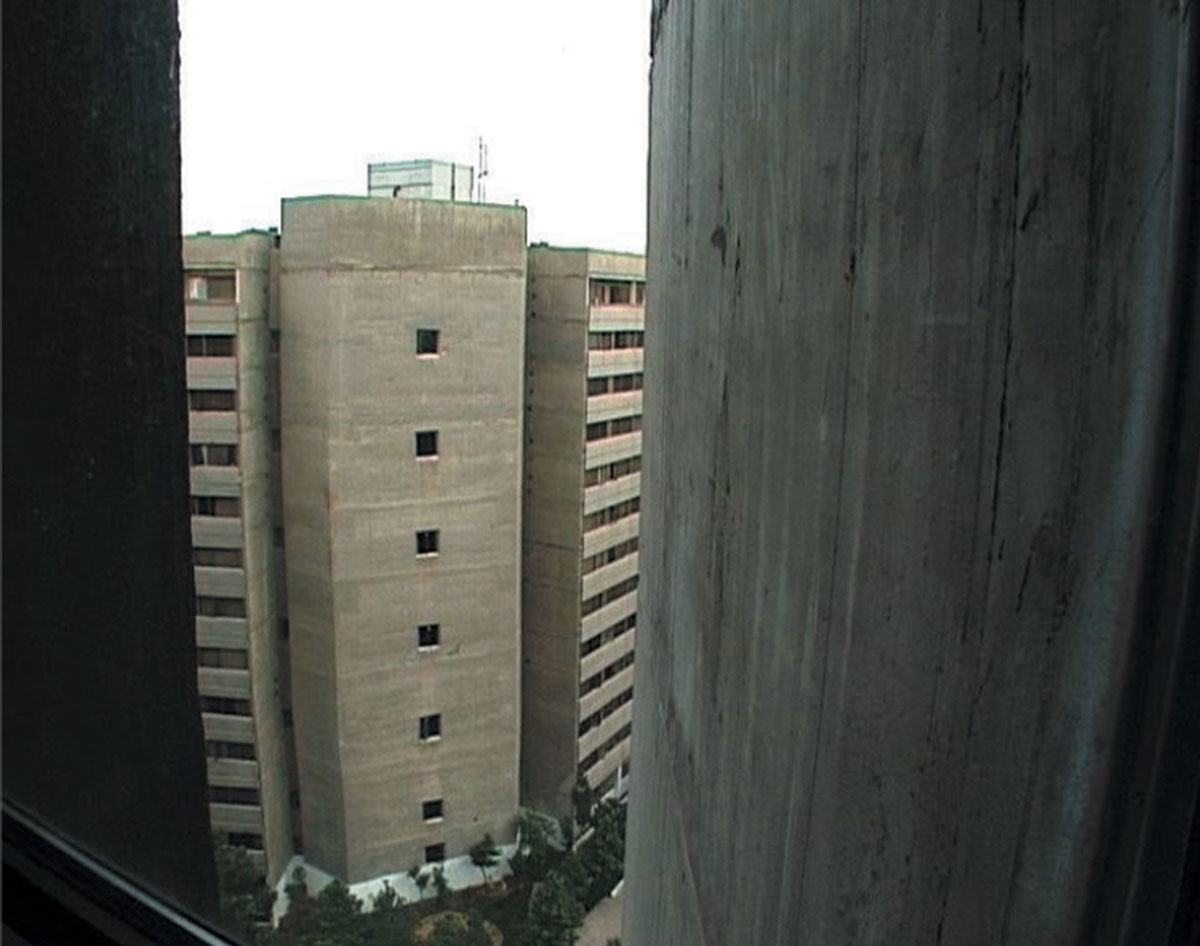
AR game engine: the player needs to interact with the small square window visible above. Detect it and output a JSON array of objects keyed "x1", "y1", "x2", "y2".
[
  {"x1": 425, "y1": 843, "x2": 445, "y2": 864},
  {"x1": 422, "y1": 799, "x2": 444, "y2": 821},
  {"x1": 416, "y1": 530, "x2": 440, "y2": 556},
  {"x1": 419, "y1": 713, "x2": 441, "y2": 741},
  {"x1": 416, "y1": 430, "x2": 439, "y2": 458},
  {"x1": 416, "y1": 329, "x2": 440, "y2": 355},
  {"x1": 418, "y1": 624, "x2": 440, "y2": 648}
]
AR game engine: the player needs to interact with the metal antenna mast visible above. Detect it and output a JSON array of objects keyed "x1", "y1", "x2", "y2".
[{"x1": 477, "y1": 136, "x2": 489, "y2": 203}]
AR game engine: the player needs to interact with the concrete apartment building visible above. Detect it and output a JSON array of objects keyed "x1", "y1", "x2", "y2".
[
  {"x1": 278, "y1": 196, "x2": 528, "y2": 883},
  {"x1": 522, "y1": 247, "x2": 645, "y2": 816},
  {"x1": 184, "y1": 231, "x2": 296, "y2": 885},
  {"x1": 183, "y1": 190, "x2": 645, "y2": 889}
]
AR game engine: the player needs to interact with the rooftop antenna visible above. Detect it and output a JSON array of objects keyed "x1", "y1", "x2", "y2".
[{"x1": 477, "y1": 136, "x2": 489, "y2": 203}]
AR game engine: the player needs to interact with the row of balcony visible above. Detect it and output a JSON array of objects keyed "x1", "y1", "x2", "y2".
[
  {"x1": 580, "y1": 589, "x2": 639, "y2": 650},
  {"x1": 585, "y1": 431, "x2": 642, "y2": 472},
  {"x1": 584, "y1": 472, "x2": 641, "y2": 517},
  {"x1": 580, "y1": 626, "x2": 636, "y2": 684},
  {"x1": 582, "y1": 512, "x2": 640, "y2": 560},
  {"x1": 585, "y1": 390, "x2": 642, "y2": 424},
  {"x1": 579, "y1": 663, "x2": 635, "y2": 722},
  {"x1": 198, "y1": 667, "x2": 251, "y2": 700},
  {"x1": 578, "y1": 701, "x2": 634, "y2": 764},
  {"x1": 586, "y1": 348, "x2": 643, "y2": 379},
  {"x1": 581, "y1": 551, "x2": 640, "y2": 603},
  {"x1": 587, "y1": 305, "x2": 644, "y2": 333},
  {"x1": 186, "y1": 354, "x2": 238, "y2": 390}
]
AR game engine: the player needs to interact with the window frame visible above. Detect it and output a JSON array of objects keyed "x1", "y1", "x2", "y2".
[
  {"x1": 421, "y1": 799, "x2": 444, "y2": 822},
  {"x1": 418, "y1": 623, "x2": 441, "y2": 650},
  {"x1": 418, "y1": 713, "x2": 442, "y2": 742},
  {"x1": 416, "y1": 530, "x2": 440, "y2": 557},
  {"x1": 416, "y1": 328, "x2": 440, "y2": 357},
  {"x1": 424, "y1": 843, "x2": 446, "y2": 864},
  {"x1": 415, "y1": 430, "x2": 439, "y2": 459}
]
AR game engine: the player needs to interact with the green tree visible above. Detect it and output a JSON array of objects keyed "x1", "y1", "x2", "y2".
[
  {"x1": 571, "y1": 775, "x2": 598, "y2": 831},
  {"x1": 580, "y1": 800, "x2": 626, "y2": 908},
  {"x1": 312, "y1": 880, "x2": 365, "y2": 945},
  {"x1": 275, "y1": 867, "x2": 317, "y2": 946},
  {"x1": 558, "y1": 815, "x2": 576, "y2": 852},
  {"x1": 469, "y1": 833, "x2": 501, "y2": 884},
  {"x1": 557, "y1": 852, "x2": 591, "y2": 907},
  {"x1": 525, "y1": 870, "x2": 585, "y2": 946},
  {"x1": 213, "y1": 834, "x2": 276, "y2": 944},
  {"x1": 427, "y1": 910, "x2": 490, "y2": 946},
  {"x1": 362, "y1": 881, "x2": 414, "y2": 946},
  {"x1": 431, "y1": 864, "x2": 450, "y2": 902},
  {"x1": 370, "y1": 881, "x2": 402, "y2": 912},
  {"x1": 509, "y1": 811, "x2": 559, "y2": 884}
]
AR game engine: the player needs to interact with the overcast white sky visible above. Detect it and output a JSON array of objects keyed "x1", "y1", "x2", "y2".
[{"x1": 180, "y1": 0, "x2": 652, "y2": 253}]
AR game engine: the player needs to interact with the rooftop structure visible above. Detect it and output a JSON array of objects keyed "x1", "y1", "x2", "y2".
[{"x1": 367, "y1": 159, "x2": 475, "y2": 202}]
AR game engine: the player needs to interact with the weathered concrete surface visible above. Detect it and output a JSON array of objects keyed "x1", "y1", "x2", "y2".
[
  {"x1": 280, "y1": 197, "x2": 527, "y2": 883},
  {"x1": 626, "y1": 1, "x2": 1196, "y2": 944},
  {"x1": 2, "y1": 0, "x2": 219, "y2": 918}
]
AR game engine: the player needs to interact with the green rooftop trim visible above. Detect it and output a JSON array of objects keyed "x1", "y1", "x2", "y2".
[
  {"x1": 283, "y1": 193, "x2": 525, "y2": 213},
  {"x1": 184, "y1": 227, "x2": 275, "y2": 240},
  {"x1": 528, "y1": 244, "x2": 646, "y2": 261},
  {"x1": 281, "y1": 194, "x2": 373, "y2": 205}
]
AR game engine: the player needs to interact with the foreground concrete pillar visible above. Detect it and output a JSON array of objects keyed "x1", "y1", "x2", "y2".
[{"x1": 626, "y1": 1, "x2": 1198, "y2": 943}]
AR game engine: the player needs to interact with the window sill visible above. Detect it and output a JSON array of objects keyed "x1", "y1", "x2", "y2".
[
  {"x1": 417, "y1": 645, "x2": 440, "y2": 653},
  {"x1": 416, "y1": 455, "x2": 439, "y2": 463},
  {"x1": 416, "y1": 553, "x2": 440, "y2": 560},
  {"x1": 422, "y1": 817, "x2": 445, "y2": 825},
  {"x1": 419, "y1": 736, "x2": 442, "y2": 745},
  {"x1": 415, "y1": 353, "x2": 441, "y2": 360}
]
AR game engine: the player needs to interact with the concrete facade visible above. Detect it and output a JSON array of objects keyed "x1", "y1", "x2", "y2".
[
  {"x1": 279, "y1": 196, "x2": 527, "y2": 883},
  {"x1": 626, "y1": 1, "x2": 1193, "y2": 944},
  {"x1": 185, "y1": 232, "x2": 297, "y2": 885},
  {"x1": 522, "y1": 247, "x2": 645, "y2": 817}
]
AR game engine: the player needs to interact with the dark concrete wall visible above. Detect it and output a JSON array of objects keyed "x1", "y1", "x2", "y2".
[
  {"x1": 3, "y1": 0, "x2": 218, "y2": 918},
  {"x1": 626, "y1": 1, "x2": 1198, "y2": 944}
]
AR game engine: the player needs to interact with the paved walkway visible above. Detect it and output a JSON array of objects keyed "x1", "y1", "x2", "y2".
[{"x1": 578, "y1": 890, "x2": 623, "y2": 946}]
